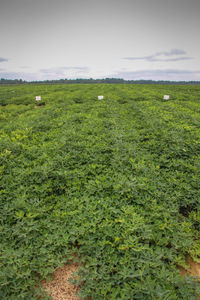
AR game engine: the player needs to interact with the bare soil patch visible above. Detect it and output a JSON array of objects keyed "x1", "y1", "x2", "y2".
[
  {"x1": 42, "y1": 262, "x2": 80, "y2": 300},
  {"x1": 179, "y1": 256, "x2": 200, "y2": 279}
]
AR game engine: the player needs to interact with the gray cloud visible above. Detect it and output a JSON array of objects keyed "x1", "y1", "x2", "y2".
[
  {"x1": 0, "y1": 57, "x2": 8, "y2": 63},
  {"x1": 0, "y1": 67, "x2": 90, "y2": 81},
  {"x1": 155, "y1": 57, "x2": 193, "y2": 62},
  {"x1": 0, "y1": 72, "x2": 37, "y2": 81},
  {"x1": 40, "y1": 66, "x2": 89, "y2": 74},
  {"x1": 156, "y1": 49, "x2": 186, "y2": 56},
  {"x1": 124, "y1": 49, "x2": 193, "y2": 62},
  {"x1": 111, "y1": 69, "x2": 200, "y2": 81}
]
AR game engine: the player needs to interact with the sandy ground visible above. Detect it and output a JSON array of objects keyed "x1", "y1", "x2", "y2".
[
  {"x1": 179, "y1": 256, "x2": 200, "y2": 278},
  {"x1": 42, "y1": 262, "x2": 80, "y2": 300}
]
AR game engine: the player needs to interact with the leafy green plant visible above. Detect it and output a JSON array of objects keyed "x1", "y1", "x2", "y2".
[{"x1": 0, "y1": 83, "x2": 200, "y2": 299}]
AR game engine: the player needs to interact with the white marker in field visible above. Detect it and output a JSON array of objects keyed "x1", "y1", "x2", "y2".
[
  {"x1": 98, "y1": 95, "x2": 104, "y2": 100},
  {"x1": 163, "y1": 95, "x2": 170, "y2": 100},
  {"x1": 36, "y1": 96, "x2": 41, "y2": 101}
]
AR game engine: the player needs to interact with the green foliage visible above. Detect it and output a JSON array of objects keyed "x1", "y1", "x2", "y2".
[{"x1": 0, "y1": 84, "x2": 200, "y2": 299}]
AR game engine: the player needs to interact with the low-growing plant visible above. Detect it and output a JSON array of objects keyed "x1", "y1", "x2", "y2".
[{"x1": 0, "y1": 83, "x2": 200, "y2": 299}]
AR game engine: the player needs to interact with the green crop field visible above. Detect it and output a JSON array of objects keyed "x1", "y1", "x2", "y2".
[{"x1": 0, "y1": 84, "x2": 200, "y2": 299}]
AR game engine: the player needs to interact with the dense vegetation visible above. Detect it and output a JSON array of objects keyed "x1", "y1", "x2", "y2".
[{"x1": 0, "y1": 84, "x2": 200, "y2": 299}]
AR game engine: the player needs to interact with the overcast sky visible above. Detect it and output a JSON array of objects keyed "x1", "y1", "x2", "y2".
[{"x1": 0, "y1": 0, "x2": 200, "y2": 81}]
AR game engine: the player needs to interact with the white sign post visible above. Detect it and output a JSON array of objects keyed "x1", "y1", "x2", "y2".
[
  {"x1": 36, "y1": 96, "x2": 41, "y2": 101},
  {"x1": 98, "y1": 95, "x2": 104, "y2": 100},
  {"x1": 163, "y1": 95, "x2": 170, "y2": 100}
]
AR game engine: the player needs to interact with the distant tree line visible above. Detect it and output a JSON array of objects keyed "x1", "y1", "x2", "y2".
[{"x1": 0, "y1": 77, "x2": 200, "y2": 85}]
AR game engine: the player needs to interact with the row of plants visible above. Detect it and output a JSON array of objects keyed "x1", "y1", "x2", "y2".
[{"x1": 0, "y1": 84, "x2": 200, "y2": 299}]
